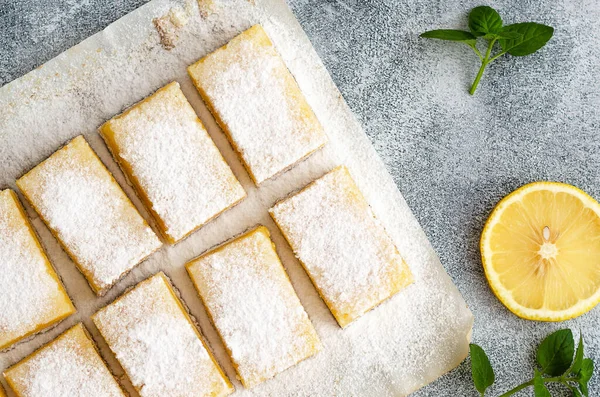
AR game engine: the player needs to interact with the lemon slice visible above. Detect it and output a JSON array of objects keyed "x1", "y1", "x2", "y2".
[{"x1": 481, "y1": 182, "x2": 600, "y2": 321}]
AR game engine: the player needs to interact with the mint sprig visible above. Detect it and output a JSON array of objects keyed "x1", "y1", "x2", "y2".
[
  {"x1": 469, "y1": 329, "x2": 594, "y2": 396},
  {"x1": 420, "y1": 5, "x2": 554, "y2": 95},
  {"x1": 470, "y1": 344, "x2": 495, "y2": 396}
]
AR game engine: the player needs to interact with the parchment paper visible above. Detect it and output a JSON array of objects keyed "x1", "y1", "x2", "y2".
[{"x1": 0, "y1": 0, "x2": 473, "y2": 395}]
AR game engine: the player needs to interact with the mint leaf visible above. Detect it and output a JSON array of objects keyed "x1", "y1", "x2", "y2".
[
  {"x1": 536, "y1": 329, "x2": 574, "y2": 376},
  {"x1": 469, "y1": 6, "x2": 503, "y2": 37},
  {"x1": 577, "y1": 359, "x2": 592, "y2": 397},
  {"x1": 579, "y1": 358, "x2": 594, "y2": 383},
  {"x1": 579, "y1": 379, "x2": 589, "y2": 397},
  {"x1": 490, "y1": 31, "x2": 522, "y2": 40},
  {"x1": 499, "y1": 22, "x2": 554, "y2": 56},
  {"x1": 420, "y1": 29, "x2": 476, "y2": 43},
  {"x1": 533, "y1": 370, "x2": 551, "y2": 397},
  {"x1": 572, "y1": 334, "x2": 585, "y2": 374},
  {"x1": 470, "y1": 344, "x2": 495, "y2": 395}
]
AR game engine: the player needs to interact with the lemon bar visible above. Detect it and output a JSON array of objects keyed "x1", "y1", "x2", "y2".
[
  {"x1": 0, "y1": 189, "x2": 75, "y2": 351},
  {"x1": 186, "y1": 226, "x2": 321, "y2": 388},
  {"x1": 4, "y1": 323, "x2": 125, "y2": 397},
  {"x1": 99, "y1": 82, "x2": 246, "y2": 244},
  {"x1": 270, "y1": 166, "x2": 414, "y2": 328},
  {"x1": 16, "y1": 136, "x2": 162, "y2": 295},
  {"x1": 92, "y1": 272, "x2": 233, "y2": 397},
  {"x1": 0, "y1": 384, "x2": 5, "y2": 397},
  {"x1": 187, "y1": 25, "x2": 327, "y2": 184}
]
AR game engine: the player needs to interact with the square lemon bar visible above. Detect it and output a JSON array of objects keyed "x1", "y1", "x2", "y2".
[
  {"x1": 188, "y1": 25, "x2": 327, "y2": 184},
  {"x1": 16, "y1": 136, "x2": 162, "y2": 295},
  {"x1": 92, "y1": 272, "x2": 233, "y2": 397},
  {"x1": 4, "y1": 323, "x2": 125, "y2": 397},
  {"x1": 99, "y1": 82, "x2": 246, "y2": 244},
  {"x1": 0, "y1": 189, "x2": 75, "y2": 351},
  {"x1": 270, "y1": 166, "x2": 414, "y2": 328},
  {"x1": 186, "y1": 226, "x2": 321, "y2": 388}
]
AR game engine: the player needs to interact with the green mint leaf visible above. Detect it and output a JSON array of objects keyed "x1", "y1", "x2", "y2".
[
  {"x1": 571, "y1": 334, "x2": 585, "y2": 374},
  {"x1": 468, "y1": 6, "x2": 503, "y2": 37},
  {"x1": 490, "y1": 31, "x2": 523, "y2": 40},
  {"x1": 573, "y1": 387, "x2": 583, "y2": 397},
  {"x1": 533, "y1": 369, "x2": 551, "y2": 397},
  {"x1": 579, "y1": 379, "x2": 589, "y2": 397},
  {"x1": 470, "y1": 344, "x2": 495, "y2": 395},
  {"x1": 499, "y1": 22, "x2": 554, "y2": 56},
  {"x1": 579, "y1": 358, "x2": 594, "y2": 383},
  {"x1": 536, "y1": 329, "x2": 574, "y2": 376},
  {"x1": 420, "y1": 29, "x2": 477, "y2": 43},
  {"x1": 577, "y1": 359, "x2": 592, "y2": 397}
]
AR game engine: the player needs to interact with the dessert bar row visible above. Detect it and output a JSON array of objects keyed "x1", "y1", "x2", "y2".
[
  {"x1": 12, "y1": 24, "x2": 327, "y2": 299},
  {"x1": 4, "y1": 226, "x2": 318, "y2": 396},
  {"x1": 1, "y1": 24, "x2": 413, "y2": 396},
  {"x1": 1, "y1": 166, "x2": 413, "y2": 396}
]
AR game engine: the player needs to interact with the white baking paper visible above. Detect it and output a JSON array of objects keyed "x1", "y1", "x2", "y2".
[{"x1": 0, "y1": 0, "x2": 473, "y2": 395}]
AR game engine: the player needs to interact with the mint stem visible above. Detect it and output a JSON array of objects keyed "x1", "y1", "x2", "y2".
[
  {"x1": 497, "y1": 376, "x2": 580, "y2": 396},
  {"x1": 469, "y1": 38, "x2": 497, "y2": 95},
  {"x1": 497, "y1": 379, "x2": 534, "y2": 397},
  {"x1": 469, "y1": 61, "x2": 488, "y2": 95}
]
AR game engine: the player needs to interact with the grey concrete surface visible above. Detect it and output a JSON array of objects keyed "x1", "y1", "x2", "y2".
[{"x1": 2, "y1": 0, "x2": 600, "y2": 396}]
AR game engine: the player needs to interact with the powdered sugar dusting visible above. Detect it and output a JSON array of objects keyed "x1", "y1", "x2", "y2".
[
  {"x1": 92, "y1": 273, "x2": 233, "y2": 397},
  {"x1": 4, "y1": 324, "x2": 125, "y2": 397},
  {"x1": 16, "y1": 136, "x2": 162, "y2": 294},
  {"x1": 187, "y1": 226, "x2": 320, "y2": 388},
  {"x1": 188, "y1": 24, "x2": 327, "y2": 184},
  {"x1": 101, "y1": 82, "x2": 246, "y2": 243},
  {"x1": 0, "y1": 0, "x2": 473, "y2": 395},
  {"x1": 0, "y1": 190, "x2": 73, "y2": 350},
  {"x1": 270, "y1": 166, "x2": 413, "y2": 327}
]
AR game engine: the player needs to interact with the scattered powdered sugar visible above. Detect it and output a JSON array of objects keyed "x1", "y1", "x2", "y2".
[
  {"x1": 5, "y1": 324, "x2": 124, "y2": 397},
  {"x1": 188, "y1": 25, "x2": 327, "y2": 184},
  {"x1": 126, "y1": 313, "x2": 215, "y2": 396},
  {"x1": 92, "y1": 274, "x2": 233, "y2": 397},
  {"x1": 17, "y1": 137, "x2": 161, "y2": 294},
  {"x1": 103, "y1": 82, "x2": 246, "y2": 243},
  {"x1": 188, "y1": 227, "x2": 320, "y2": 388},
  {"x1": 0, "y1": 190, "x2": 72, "y2": 349},
  {"x1": 0, "y1": 0, "x2": 473, "y2": 395},
  {"x1": 270, "y1": 166, "x2": 413, "y2": 326}
]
